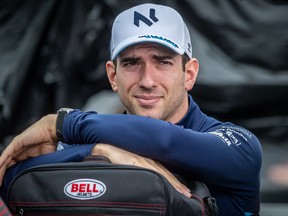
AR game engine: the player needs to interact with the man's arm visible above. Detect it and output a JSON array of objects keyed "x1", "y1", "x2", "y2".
[
  {"x1": 92, "y1": 144, "x2": 191, "y2": 197},
  {"x1": 0, "y1": 112, "x2": 191, "y2": 198},
  {"x1": 63, "y1": 110, "x2": 262, "y2": 190},
  {"x1": 0, "y1": 109, "x2": 262, "y2": 192}
]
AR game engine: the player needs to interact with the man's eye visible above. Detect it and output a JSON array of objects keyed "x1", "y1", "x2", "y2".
[
  {"x1": 159, "y1": 61, "x2": 172, "y2": 65},
  {"x1": 124, "y1": 62, "x2": 139, "y2": 67}
]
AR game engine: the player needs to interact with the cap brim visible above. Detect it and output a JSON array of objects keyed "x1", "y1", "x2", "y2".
[{"x1": 111, "y1": 36, "x2": 185, "y2": 60}]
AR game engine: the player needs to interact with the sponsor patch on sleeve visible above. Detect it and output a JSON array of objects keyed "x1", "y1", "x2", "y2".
[{"x1": 208, "y1": 126, "x2": 252, "y2": 147}]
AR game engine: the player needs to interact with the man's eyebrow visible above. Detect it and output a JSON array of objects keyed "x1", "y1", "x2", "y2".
[
  {"x1": 152, "y1": 55, "x2": 175, "y2": 61},
  {"x1": 119, "y1": 56, "x2": 141, "y2": 63},
  {"x1": 119, "y1": 54, "x2": 175, "y2": 63}
]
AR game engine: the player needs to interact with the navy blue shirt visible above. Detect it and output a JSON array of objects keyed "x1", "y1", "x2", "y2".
[{"x1": 1, "y1": 95, "x2": 262, "y2": 215}]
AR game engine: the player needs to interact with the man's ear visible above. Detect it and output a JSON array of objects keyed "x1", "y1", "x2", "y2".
[
  {"x1": 106, "y1": 60, "x2": 118, "y2": 92},
  {"x1": 184, "y1": 58, "x2": 199, "y2": 91}
]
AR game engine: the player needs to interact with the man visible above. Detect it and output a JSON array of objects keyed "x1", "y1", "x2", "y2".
[{"x1": 0, "y1": 3, "x2": 262, "y2": 216}]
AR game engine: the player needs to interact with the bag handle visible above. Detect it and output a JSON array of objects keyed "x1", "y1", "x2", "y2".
[{"x1": 83, "y1": 155, "x2": 111, "y2": 164}]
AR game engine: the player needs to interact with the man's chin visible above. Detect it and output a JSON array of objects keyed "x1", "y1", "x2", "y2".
[{"x1": 133, "y1": 109, "x2": 163, "y2": 120}]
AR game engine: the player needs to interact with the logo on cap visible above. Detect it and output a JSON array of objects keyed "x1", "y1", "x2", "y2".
[
  {"x1": 138, "y1": 35, "x2": 179, "y2": 48},
  {"x1": 134, "y1": 8, "x2": 158, "y2": 27}
]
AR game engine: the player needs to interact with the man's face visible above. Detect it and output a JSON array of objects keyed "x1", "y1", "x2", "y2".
[{"x1": 106, "y1": 43, "x2": 198, "y2": 123}]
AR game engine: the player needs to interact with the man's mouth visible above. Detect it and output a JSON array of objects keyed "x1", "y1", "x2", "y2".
[{"x1": 134, "y1": 95, "x2": 162, "y2": 106}]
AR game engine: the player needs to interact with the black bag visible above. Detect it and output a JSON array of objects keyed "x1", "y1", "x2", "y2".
[{"x1": 7, "y1": 156, "x2": 218, "y2": 216}]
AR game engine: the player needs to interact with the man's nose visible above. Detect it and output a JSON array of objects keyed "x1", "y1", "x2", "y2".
[{"x1": 138, "y1": 64, "x2": 157, "y2": 89}]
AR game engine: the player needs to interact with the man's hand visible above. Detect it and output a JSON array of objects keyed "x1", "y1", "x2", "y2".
[
  {"x1": 92, "y1": 144, "x2": 192, "y2": 198},
  {"x1": 0, "y1": 114, "x2": 58, "y2": 186}
]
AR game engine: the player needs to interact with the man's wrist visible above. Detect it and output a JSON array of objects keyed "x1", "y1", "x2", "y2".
[{"x1": 46, "y1": 114, "x2": 58, "y2": 143}]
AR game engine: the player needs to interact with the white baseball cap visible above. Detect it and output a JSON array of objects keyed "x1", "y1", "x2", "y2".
[{"x1": 110, "y1": 3, "x2": 192, "y2": 60}]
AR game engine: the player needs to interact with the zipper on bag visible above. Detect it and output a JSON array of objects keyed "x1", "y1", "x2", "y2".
[{"x1": 16, "y1": 206, "x2": 166, "y2": 216}]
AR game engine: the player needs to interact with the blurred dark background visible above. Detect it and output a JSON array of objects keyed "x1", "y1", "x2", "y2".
[{"x1": 0, "y1": 0, "x2": 288, "y2": 214}]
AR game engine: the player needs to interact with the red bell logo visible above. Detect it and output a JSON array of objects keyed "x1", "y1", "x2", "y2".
[
  {"x1": 64, "y1": 179, "x2": 106, "y2": 200},
  {"x1": 71, "y1": 183, "x2": 99, "y2": 193}
]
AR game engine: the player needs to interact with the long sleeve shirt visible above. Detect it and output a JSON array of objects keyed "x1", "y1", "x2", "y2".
[{"x1": 1, "y1": 95, "x2": 262, "y2": 216}]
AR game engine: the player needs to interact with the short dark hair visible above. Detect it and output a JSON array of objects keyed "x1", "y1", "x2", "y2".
[{"x1": 182, "y1": 54, "x2": 190, "y2": 71}]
